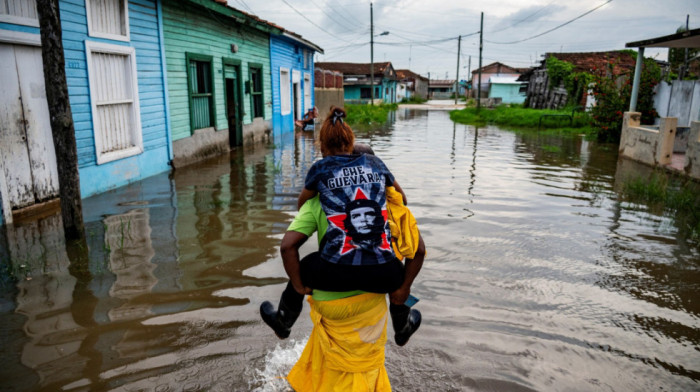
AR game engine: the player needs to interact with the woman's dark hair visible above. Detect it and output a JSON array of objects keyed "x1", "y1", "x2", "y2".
[{"x1": 319, "y1": 106, "x2": 354, "y2": 156}]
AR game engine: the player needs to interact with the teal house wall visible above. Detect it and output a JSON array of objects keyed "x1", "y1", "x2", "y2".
[
  {"x1": 488, "y1": 79, "x2": 526, "y2": 104},
  {"x1": 162, "y1": 0, "x2": 280, "y2": 167}
]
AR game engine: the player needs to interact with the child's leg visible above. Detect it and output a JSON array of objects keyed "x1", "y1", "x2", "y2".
[
  {"x1": 389, "y1": 303, "x2": 422, "y2": 347},
  {"x1": 260, "y1": 252, "x2": 322, "y2": 339}
]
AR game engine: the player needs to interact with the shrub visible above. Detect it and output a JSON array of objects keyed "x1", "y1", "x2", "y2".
[
  {"x1": 346, "y1": 103, "x2": 398, "y2": 125},
  {"x1": 590, "y1": 54, "x2": 660, "y2": 142}
]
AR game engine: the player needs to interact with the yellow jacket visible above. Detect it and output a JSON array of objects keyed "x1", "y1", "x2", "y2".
[
  {"x1": 287, "y1": 293, "x2": 392, "y2": 392},
  {"x1": 386, "y1": 186, "x2": 420, "y2": 260}
]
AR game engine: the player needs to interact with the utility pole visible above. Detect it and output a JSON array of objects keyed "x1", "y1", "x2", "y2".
[
  {"x1": 682, "y1": 14, "x2": 689, "y2": 80},
  {"x1": 477, "y1": 12, "x2": 483, "y2": 112},
  {"x1": 455, "y1": 35, "x2": 461, "y2": 105},
  {"x1": 370, "y1": 2, "x2": 375, "y2": 105},
  {"x1": 467, "y1": 55, "x2": 471, "y2": 98},
  {"x1": 36, "y1": 0, "x2": 86, "y2": 242}
]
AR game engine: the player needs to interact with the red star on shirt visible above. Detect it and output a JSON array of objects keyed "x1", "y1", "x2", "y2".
[{"x1": 326, "y1": 188, "x2": 392, "y2": 255}]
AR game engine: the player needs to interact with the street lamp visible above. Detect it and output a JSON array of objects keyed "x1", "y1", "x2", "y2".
[{"x1": 370, "y1": 30, "x2": 389, "y2": 104}]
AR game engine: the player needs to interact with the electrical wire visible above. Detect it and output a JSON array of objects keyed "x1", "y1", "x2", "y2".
[
  {"x1": 307, "y1": 0, "x2": 368, "y2": 33},
  {"x1": 486, "y1": 0, "x2": 613, "y2": 44},
  {"x1": 234, "y1": 0, "x2": 254, "y2": 14},
  {"x1": 278, "y1": 0, "x2": 356, "y2": 43},
  {"x1": 487, "y1": 0, "x2": 557, "y2": 34},
  {"x1": 327, "y1": 0, "x2": 366, "y2": 26}
]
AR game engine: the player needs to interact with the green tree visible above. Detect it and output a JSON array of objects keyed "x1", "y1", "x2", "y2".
[
  {"x1": 668, "y1": 25, "x2": 699, "y2": 79},
  {"x1": 590, "y1": 53, "x2": 661, "y2": 142}
]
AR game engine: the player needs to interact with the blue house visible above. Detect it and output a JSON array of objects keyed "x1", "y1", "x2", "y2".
[
  {"x1": 0, "y1": 0, "x2": 171, "y2": 224},
  {"x1": 270, "y1": 32, "x2": 323, "y2": 139},
  {"x1": 488, "y1": 76, "x2": 526, "y2": 104},
  {"x1": 315, "y1": 61, "x2": 397, "y2": 104}
]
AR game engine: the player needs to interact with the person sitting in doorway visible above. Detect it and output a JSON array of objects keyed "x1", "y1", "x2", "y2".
[{"x1": 295, "y1": 107, "x2": 319, "y2": 130}]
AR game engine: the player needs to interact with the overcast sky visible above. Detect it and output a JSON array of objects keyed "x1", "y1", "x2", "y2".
[{"x1": 228, "y1": 0, "x2": 700, "y2": 80}]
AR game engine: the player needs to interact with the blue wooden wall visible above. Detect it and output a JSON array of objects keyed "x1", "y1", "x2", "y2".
[
  {"x1": 270, "y1": 35, "x2": 315, "y2": 140},
  {"x1": 60, "y1": 0, "x2": 170, "y2": 198}
]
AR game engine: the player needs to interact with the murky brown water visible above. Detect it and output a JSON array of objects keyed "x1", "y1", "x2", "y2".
[{"x1": 1, "y1": 108, "x2": 698, "y2": 391}]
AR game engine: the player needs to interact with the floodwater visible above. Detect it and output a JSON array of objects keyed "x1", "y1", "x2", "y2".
[{"x1": 1, "y1": 107, "x2": 698, "y2": 391}]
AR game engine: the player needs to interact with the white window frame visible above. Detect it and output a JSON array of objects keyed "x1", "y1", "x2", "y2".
[
  {"x1": 0, "y1": 29, "x2": 40, "y2": 46},
  {"x1": 303, "y1": 72, "x2": 311, "y2": 112},
  {"x1": 85, "y1": 0, "x2": 130, "y2": 42},
  {"x1": 85, "y1": 40, "x2": 143, "y2": 165},
  {"x1": 0, "y1": 0, "x2": 39, "y2": 27},
  {"x1": 280, "y1": 67, "x2": 291, "y2": 115}
]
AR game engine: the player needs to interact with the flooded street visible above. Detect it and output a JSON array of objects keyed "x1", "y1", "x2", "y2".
[{"x1": 1, "y1": 108, "x2": 698, "y2": 391}]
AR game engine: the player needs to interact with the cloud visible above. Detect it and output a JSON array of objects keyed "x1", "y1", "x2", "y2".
[
  {"x1": 231, "y1": 0, "x2": 700, "y2": 78},
  {"x1": 491, "y1": 4, "x2": 566, "y2": 32}
]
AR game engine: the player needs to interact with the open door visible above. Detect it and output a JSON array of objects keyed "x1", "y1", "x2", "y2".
[{"x1": 224, "y1": 62, "x2": 242, "y2": 147}]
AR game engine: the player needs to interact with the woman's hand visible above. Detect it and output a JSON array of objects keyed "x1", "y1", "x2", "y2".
[
  {"x1": 389, "y1": 287, "x2": 410, "y2": 305},
  {"x1": 293, "y1": 280, "x2": 312, "y2": 295}
]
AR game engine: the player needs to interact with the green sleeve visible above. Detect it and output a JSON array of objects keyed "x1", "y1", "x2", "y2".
[{"x1": 287, "y1": 195, "x2": 327, "y2": 245}]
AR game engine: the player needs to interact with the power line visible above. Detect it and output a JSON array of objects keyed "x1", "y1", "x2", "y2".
[
  {"x1": 487, "y1": 0, "x2": 556, "y2": 34},
  {"x1": 234, "y1": 0, "x2": 254, "y2": 14},
  {"x1": 486, "y1": 0, "x2": 613, "y2": 45},
  {"x1": 329, "y1": 0, "x2": 365, "y2": 26},
  {"x1": 278, "y1": 0, "x2": 355, "y2": 43},
  {"x1": 307, "y1": 0, "x2": 367, "y2": 33},
  {"x1": 372, "y1": 31, "x2": 479, "y2": 47}
]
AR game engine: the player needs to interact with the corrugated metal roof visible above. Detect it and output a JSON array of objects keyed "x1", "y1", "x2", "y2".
[
  {"x1": 626, "y1": 28, "x2": 700, "y2": 48},
  {"x1": 429, "y1": 79, "x2": 455, "y2": 86},
  {"x1": 396, "y1": 69, "x2": 428, "y2": 81},
  {"x1": 489, "y1": 76, "x2": 522, "y2": 84},
  {"x1": 315, "y1": 62, "x2": 394, "y2": 77},
  {"x1": 543, "y1": 51, "x2": 636, "y2": 74}
]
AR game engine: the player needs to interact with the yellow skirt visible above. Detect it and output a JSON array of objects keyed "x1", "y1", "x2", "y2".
[{"x1": 287, "y1": 293, "x2": 392, "y2": 392}]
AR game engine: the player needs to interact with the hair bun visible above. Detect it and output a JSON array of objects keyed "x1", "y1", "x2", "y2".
[{"x1": 331, "y1": 109, "x2": 346, "y2": 125}]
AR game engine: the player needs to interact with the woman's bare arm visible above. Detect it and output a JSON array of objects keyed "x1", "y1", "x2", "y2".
[{"x1": 297, "y1": 187, "x2": 318, "y2": 210}]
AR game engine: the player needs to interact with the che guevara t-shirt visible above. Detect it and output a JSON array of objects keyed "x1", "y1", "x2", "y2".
[{"x1": 304, "y1": 154, "x2": 396, "y2": 265}]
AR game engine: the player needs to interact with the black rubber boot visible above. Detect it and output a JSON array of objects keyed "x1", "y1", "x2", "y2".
[
  {"x1": 260, "y1": 298, "x2": 301, "y2": 339},
  {"x1": 390, "y1": 304, "x2": 422, "y2": 346}
]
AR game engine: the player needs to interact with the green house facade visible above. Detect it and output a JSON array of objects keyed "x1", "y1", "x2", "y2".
[{"x1": 162, "y1": 0, "x2": 279, "y2": 167}]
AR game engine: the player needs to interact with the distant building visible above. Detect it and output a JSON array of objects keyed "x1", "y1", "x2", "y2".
[
  {"x1": 428, "y1": 80, "x2": 456, "y2": 99},
  {"x1": 315, "y1": 62, "x2": 398, "y2": 104},
  {"x1": 396, "y1": 69, "x2": 429, "y2": 100},
  {"x1": 488, "y1": 76, "x2": 526, "y2": 104},
  {"x1": 471, "y1": 62, "x2": 526, "y2": 98}
]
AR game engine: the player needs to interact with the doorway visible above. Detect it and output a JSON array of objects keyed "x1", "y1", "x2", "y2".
[
  {"x1": 0, "y1": 43, "x2": 59, "y2": 211},
  {"x1": 224, "y1": 62, "x2": 242, "y2": 147},
  {"x1": 292, "y1": 70, "x2": 301, "y2": 121}
]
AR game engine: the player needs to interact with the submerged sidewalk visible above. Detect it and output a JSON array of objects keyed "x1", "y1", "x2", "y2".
[{"x1": 400, "y1": 100, "x2": 466, "y2": 110}]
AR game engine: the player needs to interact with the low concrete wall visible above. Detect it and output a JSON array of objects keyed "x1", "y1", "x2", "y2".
[
  {"x1": 242, "y1": 118, "x2": 272, "y2": 146},
  {"x1": 619, "y1": 112, "x2": 675, "y2": 167},
  {"x1": 172, "y1": 119, "x2": 271, "y2": 169},
  {"x1": 685, "y1": 121, "x2": 700, "y2": 179},
  {"x1": 172, "y1": 127, "x2": 229, "y2": 169},
  {"x1": 315, "y1": 88, "x2": 344, "y2": 119}
]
